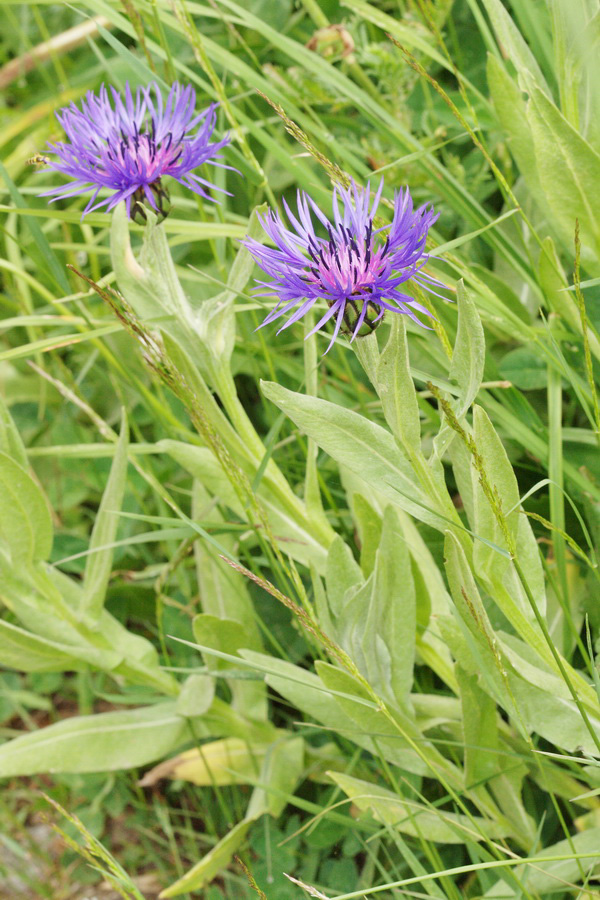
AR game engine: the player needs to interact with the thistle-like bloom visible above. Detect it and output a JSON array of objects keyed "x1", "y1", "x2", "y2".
[
  {"x1": 40, "y1": 82, "x2": 232, "y2": 220},
  {"x1": 244, "y1": 180, "x2": 444, "y2": 353}
]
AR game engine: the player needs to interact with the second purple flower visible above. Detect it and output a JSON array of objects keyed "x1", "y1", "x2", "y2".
[
  {"x1": 244, "y1": 180, "x2": 444, "y2": 353},
  {"x1": 40, "y1": 82, "x2": 232, "y2": 221}
]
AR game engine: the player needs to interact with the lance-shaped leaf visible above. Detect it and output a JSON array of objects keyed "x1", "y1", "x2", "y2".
[
  {"x1": 0, "y1": 451, "x2": 52, "y2": 565},
  {"x1": 487, "y1": 54, "x2": 546, "y2": 202},
  {"x1": 111, "y1": 203, "x2": 199, "y2": 361},
  {"x1": 0, "y1": 618, "x2": 121, "y2": 673},
  {"x1": 82, "y1": 409, "x2": 129, "y2": 620},
  {"x1": 140, "y1": 736, "x2": 274, "y2": 788},
  {"x1": 449, "y1": 281, "x2": 485, "y2": 420},
  {"x1": 193, "y1": 610, "x2": 266, "y2": 721},
  {"x1": 261, "y1": 381, "x2": 445, "y2": 531},
  {"x1": 482, "y1": 828, "x2": 600, "y2": 897},
  {"x1": 528, "y1": 85, "x2": 600, "y2": 267},
  {"x1": 376, "y1": 314, "x2": 421, "y2": 451},
  {"x1": 481, "y1": 0, "x2": 550, "y2": 93},
  {"x1": 330, "y1": 772, "x2": 511, "y2": 842},
  {"x1": 333, "y1": 507, "x2": 416, "y2": 709},
  {"x1": 471, "y1": 405, "x2": 545, "y2": 618},
  {"x1": 0, "y1": 703, "x2": 197, "y2": 776},
  {"x1": 316, "y1": 661, "x2": 455, "y2": 782}
]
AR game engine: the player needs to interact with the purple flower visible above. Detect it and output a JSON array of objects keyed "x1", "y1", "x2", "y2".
[
  {"x1": 40, "y1": 82, "x2": 233, "y2": 220},
  {"x1": 244, "y1": 180, "x2": 444, "y2": 353}
]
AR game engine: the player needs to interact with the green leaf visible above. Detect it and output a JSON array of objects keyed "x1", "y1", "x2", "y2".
[
  {"x1": 342, "y1": 471, "x2": 455, "y2": 689},
  {"x1": 373, "y1": 506, "x2": 416, "y2": 706},
  {"x1": 471, "y1": 406, "x2": 546, "y2": 618},
  {"x1": 339, "y1": 507, "x2": 416, "y2": 708},
  {"x1": 487, "y1": 55, "x2": 545, "y2": 201},
  {"x1": 481, "y1": 0, "x2": 550, "y2": 92},
  {"x1": 330, "y1": 772, "x2": 510, "y2": 842},
  {"x1": 0, "y1": 559, "x2": 177, "y2": 695},
  {"x1": 240, "y1": 649, "x2": 399, "y2": 756},
  {"x1": 242, "y1": 649, "x2": 456, "y2": 781},
  {"x1": 350, "y1": 493, "x2": 382, "y2": 578},
  {"x1": 434, "y1": 280, "x2": 486, "y2": 460},
  {"x1": 193, "y1": 598, "x2": 266, "y2": 721},
  {"x1": 443, "y1": 531, "x2": 515, "y2": 712},
  {"x1": 176, "y1": 674, "x2": 215, "y2": 717},
  {"x1": 340, "y1": 0, "x2": 454, "y2": 71},
  {"x1": 450, "y1": 281, "x2": 486, "y2": 418},
  {"x1": 325, "y1": 536, "x2": 364, "y2": 621},
  {"x1": 0, "y1": 160, "x2": 71, "y2": 296},
  {"x1": 0, "y1": 702, "x2": 202, "y2": 776},
  {"x1": 434, "y1": 208, "x2": 521, "y2": 255},
  {"x1": 191, "y1": 487, "x2": 264, "y2": 651},
  {"x1": 376, "y1": 314, "x2": 421, "y2": 451},
  {"x1": 82, "y1": 410, "x2": 129, "y2": 620},
  {"x1": 260, "y1": 381, "x2": 444, "y2": 531},
  {"x1": 457, "y1": 661, "x2": 534, "y2": 843},
  {"x1": 193, "y1": 614, "x2": 263, "y2": 666},
  {"x1": 0, "y1": 451, "x2": 52, "y2": 564},
  {"x1": 0, "y1": 205, "x2": 246, "y2": 237},
  {"x1": 225, "y1": 203, "x2": 266, "y2": 297},
  {"x1": 316, "y1": 661, "x2": 452, "y2": 780},
  {"x1": 110, "y1": 204, "x2": 202, "y2": 363},
  {"x1": 190, "y1": 467, "x2": 314, "y2": 717},
  {"x1": 528, "y1": 85, "x2": 600, "y2": 265},
  {"x1": 501, "y1": 636, "x2": 600, "y2": 757},
  {"x1": 498, "y1": 346, "x2": 548, "y2": 389},
  {"x1": 159, "y1": 819, "x2": 252, "y2": 898},
  {"x1": 539, "y1": 236, "x2": 597, "y2": 350},
  {"x1": 0, "y1": 325, "x2": 123, "y2": 363},
  {"x1": 184, "y1": 201, "x2": 264, "y2": 382},
  {"x1": 456, "y1": 665, "x2": 501, "y2": 787},
  {"x1": 247, "y1": 0, "x2": 291, "y2": 29},
  {"x1": 0, "y1": 619, "x2": 121, "y2": 673},
  {"x1": 444, "y1": 536, "x2": 600, "y2": 755},
  {"x1": 483, "y1": 828, "x2": 600, "y2": 896},
  {"x1": 111, "y1": 203, "x2": 257, "y2": 392}
]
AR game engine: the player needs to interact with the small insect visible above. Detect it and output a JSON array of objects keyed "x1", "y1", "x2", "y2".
[{"x1": 26, "y1": 153, "x2": 51, "y2": 166}]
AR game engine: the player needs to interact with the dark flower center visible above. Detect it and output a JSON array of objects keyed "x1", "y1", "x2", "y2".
[
  {"x1": 303, "y1": 218, "x2": 386, "y2": 298},
  {"x1": 101, "y1": 119, "x2": 184, "y2": 184}
]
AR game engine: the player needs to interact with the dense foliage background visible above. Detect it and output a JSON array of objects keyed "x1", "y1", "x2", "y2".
[{"x1": 1, "y1": 0, "x2": 600, "y2": 898}]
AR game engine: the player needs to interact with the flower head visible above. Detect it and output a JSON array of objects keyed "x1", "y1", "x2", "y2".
[
  {"x1": 40, "y1": 82, "x2": 232, "y2": 220},
  {"x1": 244, "y1": 180, "x2": 444, "y2": 353}
]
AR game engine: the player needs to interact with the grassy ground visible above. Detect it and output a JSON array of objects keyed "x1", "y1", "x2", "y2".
[{"x1": 1, "y1": 0, "x2": 600, "y2": 898}]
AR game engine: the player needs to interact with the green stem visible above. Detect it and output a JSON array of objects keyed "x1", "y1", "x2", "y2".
[
  {"x1": 303, "y1": 310, "x2": 327, "y2": 524},
  {"x1": 299, "y1": 0, "x2": 329, "y2": 27}
]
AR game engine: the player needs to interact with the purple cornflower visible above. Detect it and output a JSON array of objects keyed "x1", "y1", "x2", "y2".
[
  {"x1": 40, "y1": 82, "x2": 232, "y2": 220},
  {"x1": 244, "y1": 180, "x2": 444, "y2": 353}
]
